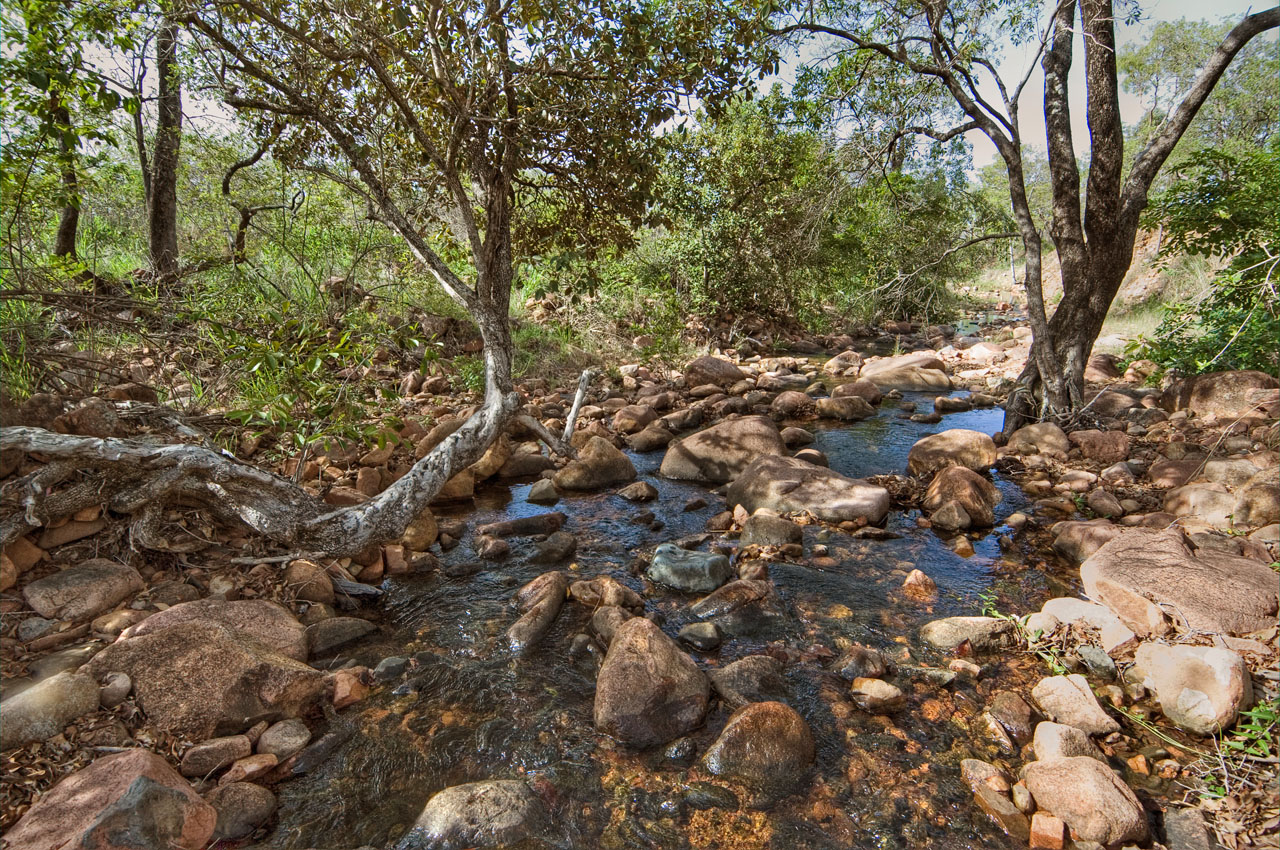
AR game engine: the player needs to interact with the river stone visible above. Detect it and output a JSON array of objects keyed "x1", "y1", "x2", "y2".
[
  {"x1": 506, "y1": 571, "x2": 569, "y2": 654},
  {"x1": 22, "y1": 559, "x2": 144, "y2": 621},
  {"x1": 647, "y1": 543, "x2": 732, "y2": 592},
  {"x1": 532, "y1": 531, "x2": 578, "y2": 564},
  {"x1": 1132, "y1": 643, "x2": 1253, "y2": 736},
  {"x1": 1164, "y1": 483, "x2": 1236, "y2": 526},
  {"x1": 569, "y1": 576, "x2": 643, "y2": 611},
  {"x1": 923, "y1": 466, "x2": 1001, "y2": 527},
  {"x1": 930, "y1": 500, "x2": 971, "y2": 531},
  {"x1": 688, "y1": 579, "x2": 787, "y2": 637},
  {"x1": 1234, "y1": 470, "x2": 1280, "y2": 529},
  {"x1": 833, "y1": 645, "x2": 892, "y2": 681},
  {"x1": 772, "y1": 390, "x2": 815, "y2": 417},
  {"x1": 0, "y1": 670, "x2": 100, "y2": 749},
  {"x1": 708, "y1": 655, "x2": 788, "y2": 709},
  {"x1": 180, "y1": 735, "x2": 252, "y2": 777},
  {"x1": 660, "y1": 416, "x2": 787, "y2": 484},
  {"x1": 618, "y1": 481, "x2": 658, "y2": 501},
  {"x1": 861, "y1": 353, "x2": 952, "y2": 391},
  {"x1": 590, "y1": 605, "x2": 632, "y2": 645},
  {"x1": 4, "y1": 749, "x2": 216, "y2": 850},
  {"x1": 306, "y1": 617, "x2": 377, "y2": 657},
  {"x1": 527, "y1": 478, "x2": 559, "y2": 505},
  {"x1": 1032, "y1": 721, "x2": 1106, "y2": 762},
  {"x1": 727, "y1": 454, "x2": 889, "y2": 524},
  {"x1": 395, "y1": 779, "x2": 545, "y2": 850},
  {"x1": 849, "y1": 677, "x2": 905, "y2": 713},
  {"x1": 124, "y1": 598, "x2": 308, "y2": 662},
  {"x1": 685, "y1": 355, "x2": 746, "y2": 388},
  {"x1": 256, "y1": 718, "x2": 312, "y2": 760},
  {"x1": 703, "y1": 701, "x2": 814, "y2": 797},
  {"x1": 1030, "y1": 674, "x2": 1119, "y2": 735},
  {"x1": 1159, "y1": 369, "x2": 1279, "y2": 419},
  {"x1": 282, "y1": 560, "x2": 334, "y2": 604},
  {"x1": 553, "y1": 436, "x2": 636, "y2": 490},
  {"x1": 832, "y1": 378, "x2": 883, "y2": 405},
  {"x1": 84, "y1": 620, "x2": 327, "y2": 740},
  {"x1": 920, "y1": 616, "x2": 1015, "y2": 653},
  {"x1": 206, "y1": 781, "x2": 277, "y2": 840},
  {"x1": 678, "y1": 621, "x2": 722, "y2": 650},
  {"x1": 613, "y1": 404, "x2": 657, "y2": 434},
  {"x1": 1023, "y1": 756, "x2": 1149, "y2": 845},
  {"x1": 740, "y1": 513, "x2": 802, "y2": 547},
  {"x1": 907, "y1": 429, "x2": 997, "y2": 477},
  {"x1": 823, "y1": 350, "x2": 863, "y2": 375},
  {"x1": 815, "y1": 396, "x2": 875, "y2": 420},
  {"x1": 1067, "y1": 430, "x2": 1131, "y2": 464},
  {"x1": 628, "y1": 423, "x2": 675, "y2": 452},
  {"x1": 987, "y1": 691, "x2": 1036, "y2": 744},
  {"x1": 1051, "y1": 519, "x2": 1122, "y2": 564},
  {"x1": 593, "y1": 617, "x2": 708, "y2": 748},
  {"x1": 1080, "y1": 528, "x2": 1279, "y2": 636}
]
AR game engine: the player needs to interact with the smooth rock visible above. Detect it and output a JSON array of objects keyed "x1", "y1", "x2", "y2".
[
  {"x1": 740, "y1": 513, "x2": 802, "y2": 547},
  {"x1": 0, "y1": 670, "x2": 100, "y2": 749},
  {"x1": 1133, "y1": 643, "x2": 1252, "y2": 736},
  {"x1": 593, "y1": 618, "x2": 708, "y2": 748},
  {"x1": 920, "y1": 616, "x2": 1015, "y2": 653},
  {"x1": 907, "y1": 429, "x2": 997, "y2": 477},
  {"x1": 849, "y1": 677, "x2": 905, "y2": 713},
  {"x1": 1030, "y1": 674, "x2": 1119, "y2": 735},
  {"x1": 205, "y1": 781, "x2": 277, "y2": 840},
  {"x1": 553, "y1": 436, "x2": 636, "y2": 489},
  {"x1": 1023, "y1": 756, "x2": 1148, "y2": 845},
  {"x1": 125, "y1": 598, "x2": 308, "y2": 662},
  {"x1": 660, "y1": 416, "x2": 787, "y2": 484},
  {"x1": 395, "y1": 779, "x2": 544, "y2": 850},
  {"x1": 22, "y1": 559, "x2": 144, "y2": 621},
  {"x1": 647, "y1": 543, "x2": 732, "y2": 592},
  {"x1": 727, "y1": 454, "x2": 889, "y2": 524},
  {"x1": 702, "y1": 701, "x2": 814, "y2": 797},
  {"x1": 708, "y1": 655, "x2": 788, "y2": 709},
  {"x1": 256, "y1": 718, "x2": 312, "y2": 760},
  {"x1": 923, "y1": 466, "x2": 1001, "y2": 526},
  {"x1": 1032, "y1": 721, "x2": 1105, "y2": 762}
]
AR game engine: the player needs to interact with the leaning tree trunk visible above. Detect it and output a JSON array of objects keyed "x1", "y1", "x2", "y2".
[{"x1": 148, "y1": 17, "x2": 182, "y2": 282}]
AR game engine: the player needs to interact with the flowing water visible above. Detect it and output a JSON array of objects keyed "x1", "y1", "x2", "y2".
[{"x1": 264, "y1": 389, "x2": 1077, "y2": 850}]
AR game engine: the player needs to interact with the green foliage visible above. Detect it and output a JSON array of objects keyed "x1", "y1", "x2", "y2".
[
  {"x1": 1129, "y1": 142, "x2": 1279, "y2": 374},
  {"x1": 1196, "y1": 696, "x2": 1279, "y2": 800}
]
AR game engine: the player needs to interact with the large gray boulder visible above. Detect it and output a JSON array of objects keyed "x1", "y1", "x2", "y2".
[
  {"x1": 593, "y1": 618, "x2": 708, "y2": 748},
  {"x1": 861, "y1": 352, "x2": 951, "y2": 391},
  {"x1": 660, "y1": 416, "x2": 787, "y2": 484},
  {"x1": 647, "y1": 544, "x2": 732, "y2": 592},
  {"x1": 123, "y1": 598, "x2": 308, "y2": 662},
  {"x1": 395, "y1": 780, "x2": 545, "y2": 850},
  {"x1": 684, "y1": 355, "x2": 747, "y2": 388},
  {"x1": 726, "y1": 454, "x2": 889, "y2": 524},
  {"x1": 907, "y1": 429, "x2": 997, "y2": 477}
]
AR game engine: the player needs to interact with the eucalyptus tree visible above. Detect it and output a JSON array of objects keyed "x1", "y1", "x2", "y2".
[
  {"x1": 1, "y1": 0, "x2": 775, "y2": 556},
  {"x1": 775, "y1": 0, "x2": 1279, "y2": 433}
]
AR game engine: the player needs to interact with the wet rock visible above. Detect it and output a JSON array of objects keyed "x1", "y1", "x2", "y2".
[
  {"x1": 570, "y1": 576, "x2": 644, "y2": 610},
  {"x1": 920, "y1": 616, "x2": 1015, "y2": 653},
  {"x1": 205, "y1": 781, "x2": 277, "y2": 840},
  {"x1": 257, "y1": 718, "x2": 312, "y2": 760},
  {"x1": 1030, "y1": 812, "x2": 1065, "y2": 850},
  {"x1": 688, "y1": 579, "x2": 786, "y2": 637},
  {"x1": 684, "y1": 782, "x2": 740, "y2": 811},
  {"x1": 4, "y1": 749, "x2": 216, "y2": 850},
  {"x1": 395, "y1": 779, "x2": 545, "y2": 850},
  {"x1": 973, "y1": 784, "x2": 1030, "y2": 843},
  {"x1": 815, "y1": 396, "x2": 875, "y2": 420},
  {"x1": 647, "y1": 543, "x2": 732, "y2": 592},
  {"x1": 685, "y1": 355, "x2": 747, "y2": 388},
  {"x1": 590, "y1": 605, "x2": 633, "y2": 645},
  {"x1": 593, "y1": 617, "x2": 709, "y2": 748},
  {"x1": 831, "y1": 378, "x2": 883, "y2": 405},
  {"x1": 374, "y1": 656, "x2": 408, "y2": 681},
  {"x1": 660, "y1": 415, "x2": 787, "y2": 484},
  {"x1": 961, "y1": 758, "x2": 1011, "y2": 794},
  {"x1": 475, "y1": 535, "x2": 511, "y2": 560},
  {"x1": 907, "y1": 429, "x2": 997, "y2": 477},
  {"x1": 1080, "y1": 528, "x2": 1278, "y2": 636},
  {"x1": 1067, "y1": 430, "x2": 1130, "y2": 464},
  {"x1": 1030, "y1": 674, "x2": 1119, "y2": 735},
  {"x1": 678, "y1": 621, "x2": 722, "y2": 650},
  {"x1": 740, "y1": 513, "x2": 802, "y2": 547},
  {"x1": 988, "y1": 691, "x2": 1036, "y2": 744},
  {"x1": 618, "y1": 481, "x2": 659, "y2": 501},
  {"x1": 283, "y1": 560, "x2": 335, "y2": 604},
  {"x1": 306, "y1": 617, "x2": 376, "y2": 657},
  {"x1": 505, "y1": 571, "x2": 568, "y2": 654},
  {"x1": 1132, "y1": 643, "x2": 1252, "y2": 736},
  {"x1": 709, "y1": 655, "x2": 788, "y2": 709},
  {"x1": 126, "y1": 598, "x2": 309, "y2": 662},
  {"x1": 527, "y1": 478, "x2": 559, "y2": 505},
  {"x1": 923, "y1": 466, "x2": 1001, "y2": 527},
  {"x1": 22, "y1": 559, "x2": 144, "y2": 621},
  {"x1": 181, "y1": 735, "x2": 252, "y2": 778},
  {"x1": 477, "y1": 512, "x2": 566, "y2": 538},
  {"x1": 0, "y1": 670, "x2": 100, "y2": 748},
  {"x1": 727, "y1": 454, "x2": 889, "y2": 524},
  {"x1": 84, "y1": 620, "x2": 326, "y2": 740},
  {"x1": 930, "y1": 500, "x2": 971, "y2": 531},
  {"x1": 703, "y1": 701, "x2": 814, "y2": 797},
  {"x1": 1023, "y1": 756, "x2": 1148, "y2": 845},
  {"x1": 553, "y1": 436, "x2": 636, "y2": 489},
  {"x1": 1159, "y1": 369, "x2": 1279, "y2": 419},
  {"x1": 849, "y1": 677, "x2": 905, "y2": 713},
  {"x1": 901, "y1": 568, "x2": 937, "y2": 602},
  {"x1": 1032, "y1": 721, "x2": 1106, "y2": 762},
  {"x1": 531, "y1": 531, "x2": 578, "y2": 564},
  {"x1": 833, "y1": 645, "x2": 892, "y2": 681}
]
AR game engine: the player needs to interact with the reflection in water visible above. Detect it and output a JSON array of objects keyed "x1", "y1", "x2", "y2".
[{"x1": 268, "y1": 390, "x2": 1053, "y2": 850}]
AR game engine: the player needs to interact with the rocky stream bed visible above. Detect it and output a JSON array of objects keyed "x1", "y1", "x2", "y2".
[{"x1": 2, "y1": 323, "x2": 1277, "y2": 850}]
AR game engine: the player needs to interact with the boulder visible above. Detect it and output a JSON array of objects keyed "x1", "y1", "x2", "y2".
[
  {"x1": 861, "y1": 353, "x2": 951, "y2": 391},
  {"x1": 22, "y1": 559, "x2": 144, "y2": 621},
  {"x1": 123, "y1": 598, "x2": 308, "y2": 662},
  {"x1": 831, "y1": 378, "x2": 883, "y2": 405},
  {"x1": 815, "y1": 396, "x2": 875, "y2": 420},
  {"x1": 395, "y1": 780, "x2": 545, "y2": 850},
  {"x1": 1051, "y1": 519, "x2": 1122, "y2": 565},
  {"x1": 685, "y1": 355, "x2": 747, "y2": 388},
  {"x1": 740, "y1": 513, "x2": 803, "y2": 547},
  {"x1": 553, "y1": 436, "x2": 636, "y2": 489},
  {"x1": 1006, "y1": 422, "x2": 1070, "y2": 457},
  {"x1": 613, "y1": 404, "x2": 658, "y2": 435},
  {"x1": 1159, "y1": 370, "x2": 1279, "y2": 419},
  {"x1": 306, "y1": 617, "x2": 377, "y2": 657},
  {"x1": 282, "y1": 560, "x2": 334, "y2": 604},
  {"x1": 1032, "y1": 721, "x2": 1105, "y2": 762},
  {"x1": 1030, "y1": 674, "x2": 1118, "y2": 735},
  {"x1": 1132, "y1": 643, "x2": 1252, "y2": 736},
  {"x1": 4, "y1": 749, "x2": 216, "y2": 850},
  {"x1": 660, "y1": 416, "x2": 787, "y2": 484},
  {"x1": 920, "y1": 616, "x2": 1016, "y2": 653},
  {"x1": 627, "y1": 424, "x2": 674, "y2": 452},
  {"x1": 0, "y1": 670, "x2": 100, "y2": 749},
  {"x1": 708, "y1": 655, "x2": 788, "y2": 709},
  {"x1": 822, "y1": 350, "x2": 863, "y2": 375},
  {"x1": 1235, "y1": 472, "x2": 1280, "y2": 529},
  {"x1": 922, "y1": 466, "x2": 1001, "y2": 527},
  {"x1": 593, "y1": 618, "x2": 708, "y2": 748},
  {"x1": 1023, "y1": 757, "x2": 1148, "y2": 845},
  {"x1": 688, "y1": 579, "x2": 787, "y2": 637},
  {"x1": 647, "y1": 543, "x2": 733, "y2": 592},
  {"x1": 771, "y1": 390, "x2": 815, "y2": 418},
  {"x1": 727, "y1": 454, "x2": 889, "y2": 524},
  {"x1": 1080, "y1": 528, "x2": 1279, "y2": 636},
  {"x1": 1164, "y1": 483, "x2": 1235, "y2": 526},
  {"x1": 702, "y1": 701, "x2": 814, "y2": 797},
  {"x1": 206, "y1": 781, "x2": 277, "y2": 841},
  {"x1": 84, "y1": 620, "x2": 327, "y2": 740},
  {"x1": 907, "y1": 429, "x2": 997, "y2": 477},
  {"x1": 1067, "y1": 430, "x2": 1131, "y2": 464},
  {"x1": 505, "y1": 571, "x2": 569, "y2": 655}
]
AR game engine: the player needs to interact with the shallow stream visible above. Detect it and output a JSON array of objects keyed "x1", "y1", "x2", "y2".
[{"x1": 264, "y1": 389, "x2": 1077, "y2": 850}]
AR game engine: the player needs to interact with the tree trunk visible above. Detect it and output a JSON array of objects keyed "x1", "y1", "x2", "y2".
[
  {"x1": 148, "y1": 17, "x2": 182, "y2": 282},
  {"x1": 51, "y1": 102, "x2": 79, "y2": 260}
]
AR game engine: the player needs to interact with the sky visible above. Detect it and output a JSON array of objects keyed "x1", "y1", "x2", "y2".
[{"x1": 772, "y1": 0, "x2": 1277, "y2": 170}]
